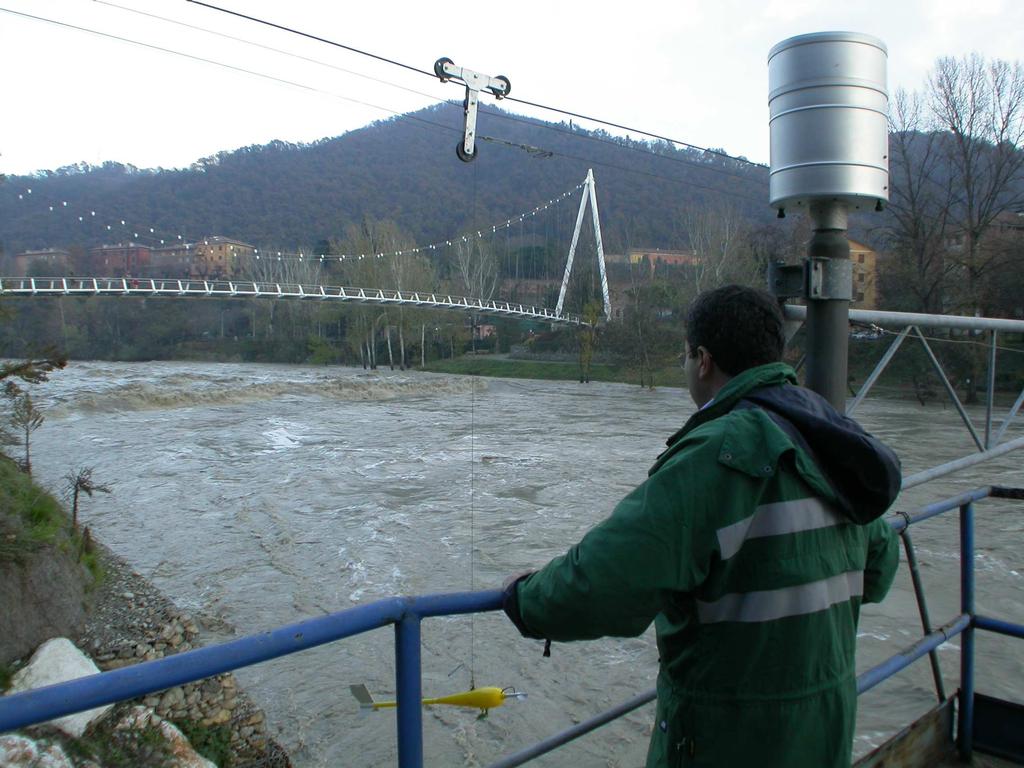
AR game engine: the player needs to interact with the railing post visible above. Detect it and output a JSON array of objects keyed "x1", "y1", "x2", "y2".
[
  {"x1": 900, "y1": 528, "x2": 946, "y2": 702},
  {"x1": 395, "y1": 612, "x2": 423, "y2": 768},
  {"x1": 958, "y1": 501, "x2": 975, "y2": 760},
  {"x1": 985, "y1": 331, "x2": 997, "y2": 449}
]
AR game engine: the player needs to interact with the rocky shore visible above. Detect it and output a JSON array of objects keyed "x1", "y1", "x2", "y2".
[{"x1": 6, "y1": 542, "x2": 291, "y2": 768}]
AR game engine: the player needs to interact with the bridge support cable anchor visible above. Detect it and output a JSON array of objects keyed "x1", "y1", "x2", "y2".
[{"x1": 434, "y1": 57, "x2": 510, "y2": 162}]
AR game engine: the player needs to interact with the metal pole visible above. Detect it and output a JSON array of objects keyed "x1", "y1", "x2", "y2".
[
  {"x1": 395, "y1": 614, "x2": 423, "y2": 768},
  {"x1": 900, "y1": 529, "x2": 946, "y2": 702},
  {"x1": 804, "y1": 203, "x2": 850, "y2": 412},
  {"x1": 974, "y1": 615, "x2": 1024, "y2": 639},
  {"x1": 586, "y1": 170, "x2": 612, "y2": 321},
  {"x1": 900, "y1": 435, "x2": 1024, "y2": 489},
  {"x1": 488, "y1": 688, "x2": 657, "y2": 768},
  {"x1": 958, "y1": 502, "x2": 975, "y2": 760},
  {"x1": 856, "y1": 614, "x2": 970, "y2": 695},
  {"x1": 985, "y1": 330, "x2": 998, "y2": 449},
  {"x1": 912, "y1": 327, "x2": 984, "y2": 451},
  {"x1": 993, "y1": 384, "x2": 1024, "y2": 447},
  {"x1": 555, "y1": 171, "x2": 593, "y2": 317},
  {"x1": 848, "y1": 326, "x2": 911, "y2": 415},
  {"x1": 783, "y1": 304, "x2": 1024, "y2": 333}
]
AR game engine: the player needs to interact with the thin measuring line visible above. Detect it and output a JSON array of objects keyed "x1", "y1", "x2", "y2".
[
  {"x1": 469, "y1": 358, "x2": 477, "y2": 689},
  {"x1": 468, "y1": 158, "x2": 479, "y2": 691}
]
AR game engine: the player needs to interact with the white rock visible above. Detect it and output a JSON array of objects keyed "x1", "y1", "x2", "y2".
[
  {"x1": 8, "y1": 638, "x2": 113, "y2": 738},
  {"x1": 116, "y1": 707, "x2": 217, "y2": 768},
  {"x1": 0, "y1": 734, "x2": 74, "y2": 768}
]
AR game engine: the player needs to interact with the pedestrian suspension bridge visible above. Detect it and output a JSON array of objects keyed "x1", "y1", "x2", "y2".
[
  {"x1": 0, "y1": 276, "x2": 588, "y2": 326},
  {"x1": 0, "y1": 170, "x2": 611, "y2": 328}
]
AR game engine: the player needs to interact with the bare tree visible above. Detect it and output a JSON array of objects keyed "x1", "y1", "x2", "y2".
[
  {"x1": 881, "y1": 88, "x2": 959, "y2": 312},
  {"x1": 337, "y1": 218, "x2": 410, "y2": 368},
  {"x1": 928, "y1": 54, "x2": 1024, "y2": 313},
  {"x1": 453, "y1": 238, "x2": 499, "y2": 354},
  {"x1": 682, "y1": 203, "x2": 763, "y2": 296},
  {"x1": 240, "y1": 251, "x2": 324, "y2": 341}
]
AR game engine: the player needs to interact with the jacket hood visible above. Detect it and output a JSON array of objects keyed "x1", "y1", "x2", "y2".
[
  {"x1": 741, "y1": 384, "x2": 901, "y2": 524},
  {"x1": 662, "y1": 363, "x2": 901, "y2": 525}
]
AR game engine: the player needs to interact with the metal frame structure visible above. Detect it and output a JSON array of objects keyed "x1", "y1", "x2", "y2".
[
  {"x1": 554, "y1": 169, "x2": 611, "y2": 321},
  {"x1": 3, "y1": 487, "x2": 1021, "y2": 767},
  {"x1": 783, "y1": 304, "x2": 1024, "y2": 487},
  {"x1": 0, "y1": 277, "x2": 583, "y2": 326}
]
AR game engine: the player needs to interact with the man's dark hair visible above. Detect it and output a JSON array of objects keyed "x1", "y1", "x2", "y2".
[{"x1": 685, "y1": 284, "x2": 785, "y2": 376}]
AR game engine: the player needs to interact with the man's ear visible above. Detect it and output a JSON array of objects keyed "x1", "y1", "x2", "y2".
[{"x1": 697, "y1": 346, "x2": 714, "y2": 378}]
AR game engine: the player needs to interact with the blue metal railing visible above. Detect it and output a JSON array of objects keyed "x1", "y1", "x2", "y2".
[
  {"x1": 0, "y1": 591, "x2": 503, "y2": 766},
  {"x1": 1, "y1": 487, "x2": 1022, "y2": 766}
]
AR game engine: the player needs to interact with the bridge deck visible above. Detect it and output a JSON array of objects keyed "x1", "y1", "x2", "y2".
[{"x1": 0, "y1": 276, "x2": 585, "y2": 326}]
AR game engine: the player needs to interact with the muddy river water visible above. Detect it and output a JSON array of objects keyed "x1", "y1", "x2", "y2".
[{"x1": 30, "y1": 361, "x2": 1024, "y2": 767}]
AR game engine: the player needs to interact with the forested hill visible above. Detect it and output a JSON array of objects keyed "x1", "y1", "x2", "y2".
[{"x1": 0, "y1": 103, "x2": 774, "y2": 256}]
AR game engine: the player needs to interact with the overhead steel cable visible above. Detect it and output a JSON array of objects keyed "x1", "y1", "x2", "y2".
[
  {"x1": 502, "y1": 95, "x2": 769, "y2": 170},
  {"x1": 185, "y1": 0, "x2": 434, "y2": 78},
  {"x1": 98, "y1": 0, "x2": 764, "y2": 188},
  {"x1": 185, "y1": 0, "x2": 766, "y2": 171},
  {"x1": 479, "y1": 137, "x2": 767, "y2": 205},
  {"x1": 94, "y1": 0, "x2": 448, "y2": 103},
  {"x1": 0, "y1": 6, "x2": 462, "y2": 140},
  {"x1": 1, "y1": 6, "x2": 762, "y2": 202},
  {"x1": 467, "y1": 102, "x2": 765, "y2": 183}
]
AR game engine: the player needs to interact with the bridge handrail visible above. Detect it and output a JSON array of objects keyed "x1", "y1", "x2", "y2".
[
  {"x1": 0, "y1": 276, "x2": 584, "y2": 326},
  {"x1": 1, "y1": 491, "x2": 1021, "y2": 766}
]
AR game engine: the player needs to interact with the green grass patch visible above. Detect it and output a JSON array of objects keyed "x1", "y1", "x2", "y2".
[
  {"x1": 177, "y1": 720, "x2": 234, "y2": 767},
  {"x1": 0, "y1": 461, "x2": 103, "y2": 588},
  {"x1": 0, "y1": 460, "x2": 67, "y2": 562}
]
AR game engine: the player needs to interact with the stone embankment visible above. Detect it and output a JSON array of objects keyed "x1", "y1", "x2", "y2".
[
  {"x1": 3, "y1": 543, "x2": 290, "y2": 768},
  {"x1": 73, "y1": 545, "x2": 290, "y2": 766}
]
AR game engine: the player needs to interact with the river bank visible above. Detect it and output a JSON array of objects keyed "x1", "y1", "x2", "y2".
[
  {"x1": 75, "y1": 542, "x2": 292, "y2": 767},
  {"x1": 3, "y1": 533, "x2": 292, "y2": 768}
]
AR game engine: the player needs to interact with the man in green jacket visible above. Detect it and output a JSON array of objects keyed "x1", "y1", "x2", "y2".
[{"x1": 503, "y1": 285, "x2": 901, "y2": 767}]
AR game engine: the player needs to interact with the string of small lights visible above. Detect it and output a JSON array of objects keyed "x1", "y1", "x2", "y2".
[{"x1": 7, "y1": 179, "x2": 585, "y2": 264}]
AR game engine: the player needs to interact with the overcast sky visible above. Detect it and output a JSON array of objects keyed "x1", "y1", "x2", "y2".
[{"x1": 1, "y1": 0, "x2": 1022, "y2": 177}]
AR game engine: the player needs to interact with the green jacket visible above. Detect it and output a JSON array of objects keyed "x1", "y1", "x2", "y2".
[{"x1": 507, "y1": 363, "x2": 900, "y2": 767}]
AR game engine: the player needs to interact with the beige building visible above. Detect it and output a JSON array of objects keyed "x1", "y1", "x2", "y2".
[
  {"x1": 849, "y1": 239, "x2": 879, "y2": 310},
  {"x1": 606, "y1": 248, "x2": 700, "y2": 277},
  {"x1": 190, "y1": 236, "x2": 256, "y2": 279}
]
